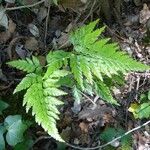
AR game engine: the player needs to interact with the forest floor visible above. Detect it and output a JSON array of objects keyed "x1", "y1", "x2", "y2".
[{"x1": 0, "y1": 0, "x2": 150, "y2": 150}]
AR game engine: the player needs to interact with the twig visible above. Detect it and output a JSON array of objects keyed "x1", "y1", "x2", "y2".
[
  {"x1": 80, "y1": 91, "x2": 97, "y2": 106},
  {"x1": 82, "y1": 0, "x2": 97, "y2": 24},
  {"x1": 6, "y1": 0, "x2": 45, "y2": 11},
  {"x1": 44, "y1": 4, "x2": 51, "y2": 48},
  {"x1": 65, "y1": 120, "x2": 150, "y2": 150},
  {"x1": 32, "y1": 120, "x2": 150, "y2": 150}
]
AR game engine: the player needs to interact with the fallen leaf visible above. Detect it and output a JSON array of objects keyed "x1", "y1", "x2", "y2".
[
  {"x1": 140, "y1": 4, "x2": 150, "y2": 24},
  {"x1": 25, "y1": 37, "x2": 38, "y2": 51},
  {"x1": 28, "y1": 23, "x2": 39, "y2": 37},
  {"x1": 0, "y1": 19, "x2": 16, "y2": 43},
  {"x1": 78, "y1": 105, "x2": 113, "y2": 121},
  {"x1": 8, "y1": 19, "x2": 16, "y2": 33},
  {"x1": 0, "y1": 31, "x2": 11, "y2": 43},
  {"x1": 79, "y1": 122, "x2": 89, "y2": 133},
  {"x1": 37, "y1": 7, "x2": 48, "y2": 23},
  {"x1": 0, "y1": 6, "x2": 8, "y2": 29},
  {"x1": 60, "y1": 127, "x2": 71, "y2": 142},
  {"x1": 15, "y1": 44, "x2": 27, "y2": 59}
]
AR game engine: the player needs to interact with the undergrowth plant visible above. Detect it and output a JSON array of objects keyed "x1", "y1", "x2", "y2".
[
  {"x1": 0, "y1": 100, "x2": 32, "y2": 150},
  {"x1": 129, "y1": 91, "x2": 150, "y2": 119},
  {"x1": 7, "y1": 20, "x2": 150, "y2": 142},
  {"x1": 100, "y1": 127, "x2": 132, "y2": 149}
]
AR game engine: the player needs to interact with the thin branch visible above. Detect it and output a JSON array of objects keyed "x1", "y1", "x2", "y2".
[
  {"x1": 65, "y1": 120, "x2": 150, "y2": 150},
  {"x1": 6, "y1": 0, "x2": 45, "y2": 11},
  {"x1": 32, "y1": 120, "x2": 150, "y2": 150},
  {"x1": 80, "y1": 91, "x2": 97, "y2": 106},
  {"x1": 44, "y1": 4, "x2": 51, "y2": 48}
]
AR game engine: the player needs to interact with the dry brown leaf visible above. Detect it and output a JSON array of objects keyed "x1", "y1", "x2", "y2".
[
  {"x1": 58, "y1": 0, "x2": 86, "y2": 12},
  {"x1": 79, "y1": 133, "x2": 90, "y2": 145},
  {"x1": 58, "y1": 112, "x2": 72, "y2": 129},
  {"x1": 0, "y1": 32, "x2": 11, "y2": 43},
  {"x1": 8, "y1": 19, "x2": 16, "y2": 33},
  {"x1": 0, "y1": 19, "x2": 16, "y2": 43},
  {"x1": 78, "y1": 105, "x2": 113, "y2": 121},
  {"x1": 103, "y1": 113, "x2": 114, "y2": 123},
  {"x1": 140, "y1": 4, "x2": 150, "y2": 24},
  {"x1": 79, "y1": 122, "x2": 89, "y2": 133},
  {"x1": 25, "y1": 37, "x2": 38, "y2": 51},
  {"x1": 60, "y1": 127, "x2": 71, "y2": 142},
  {"x1": 37, "y1": 7, "x2": 47, "y2": 23}
]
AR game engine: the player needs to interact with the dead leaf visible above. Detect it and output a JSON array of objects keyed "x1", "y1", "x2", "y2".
[
  {"x1": 58, "y1": 112, "x2": 72, "y2": 129},
  {"x1": 38, "y1": 55, "x2": 46, "y2": 66},
  {"x1": 37, "y1": 7, "x2": 48, "y2": 23},
  {"x1": 28, "y1": 23, "x2": 39, "y2": 37},
  {"x1": 79, "y1": 133, "x2": 90, "y2": 145},
  {"x1": 58, "y1": 0, "x2": 86, "y2": 12},
  {"x1": 60, "y1": 127, "x2": 71, "y2": 142},
  {"x1": 0, "y1": 19, "x2": 16, "y2": 43},
  {"x1": 79, "y1": 122, "x2": 89, "y2": 133},
  {"x1": 25, "y1": 37, "x2": 38, "y2": 51},
  {"x1": 0, "y1": 6, "x2": 8, "y2": 29},
  {"x1": 15, "y1": 44, "x2": 27, "y2": 59},
  {"x1": 0, "y1": 31, "x2": 11, "y2": 43},
  {"x1": 78, "y1": 105, "x2": 113, "y2": 121},
  {"x1": 8, "y1": 19, "x2": 16, "y2": 33},
  {"x1": 140, "y1": 4, "x2": 150, "y2": 24}
]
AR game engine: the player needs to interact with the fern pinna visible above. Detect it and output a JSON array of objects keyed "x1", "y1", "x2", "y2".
[
  {"x1": 7, "y1": 56, "x2": 68, "y2": 142},
  {"x1": 7, "y1": 20, "x2": 149, "y2": 142}
]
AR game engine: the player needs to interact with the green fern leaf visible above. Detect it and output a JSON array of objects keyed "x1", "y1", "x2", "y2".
[
  {"x1": 95, "y1": 80, "x2": 118, "y2": 105},
  {"x1": 79, "y1": 56, "x2": 93, "y2": 84},
  {"x1": 7, "y1": 56, "x2": 41, "y2": 73},
  {"x1": 44, "y1": 61, "x2": 63, "y2": 79},
  {"x1": 70, "y1": 20, "x2": 104, "y2": 50},
  {"x1": 49, "y1": 70, "x2": 70, "y2": 78},
  {"x1": 70, "y1": 54, "x2": 84, "y2": 89},
  {"x1": 44, "y1": 51, "x2": 70, "y2": 79},
  {"x1": 46, "y1": 50, "x2": 69, "y2": 64},
  {"x1": 23, "y1": 82, "x2": 64, "y2": 142},
  {"x1": 90, "y1": 63, "x2": 103, "y2": 81},
  {"x1": 14, "y1": 73, "x2": 42, "y2": 94},
  {"x1": 44, "y1": 87, "x2": 67, "y2": 96},
  {"x1": 70, "y1": 20, "x2": 149, "y2": 77},
  {"x1": 69, "y1": 20, "x2": 149, "y2": 104}
]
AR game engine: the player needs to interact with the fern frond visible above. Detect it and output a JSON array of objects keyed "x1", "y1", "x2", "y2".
[
  {"x1": 44, "y1": 51, "x2": 70, "y2": 79},
  {"x1": 79, "y1": 56, "x2": 93, "y2": 84},
  {"x1": 70, "y1": 20, "x2": 149, "y2": 76},
  {"x1": 70, "y1": 20, "x2": 105, "y2": 50},
  {"x1": 14, "y1": 73, "x2": 42, "y2": 94},
  {"x1": 94, "y1": 80, "x2": 118, "y2": 105},
  {"x1": 44, "y1": 88, "x2": 67, "y2": 96},
  {"x1": 69, "y1": 20, "x2": 149, "y2": 104},
  {"x1": 23, "y1": 82, "x2": 64, "y2": 142},
  {"x1": 70, "y1": 54, "x2": 84, "y2": 89},
  {"x1": 44, "y1": 61, "x2": 63, "y2": 79},
  {"x1": 7, "y1": 56, "x2": 42, "y2": 73}
]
